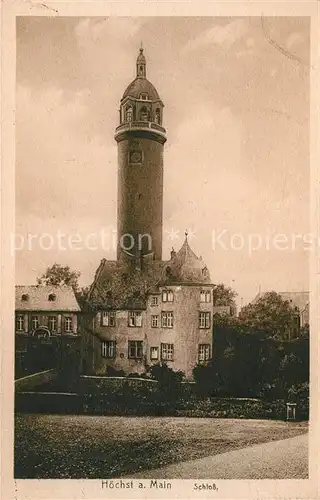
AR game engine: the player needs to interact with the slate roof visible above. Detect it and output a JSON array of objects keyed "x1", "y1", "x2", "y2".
[
  {"x1": 15, "y1": 285, "x2": 81, "y2": 312},
  {"x1": 87, "y1": 258, "x2": 166, "y2": 310},
  {"x1": 122, "y1": 77, "x2": 161, "y2": 102},
  {"x1": 87, "y1": 238, "x2": 212, "y2": 310},
  {"x1": 165, "y1": 237, "x2": 211, "y2": 284}
]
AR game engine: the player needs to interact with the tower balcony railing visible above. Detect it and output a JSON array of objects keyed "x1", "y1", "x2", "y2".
[{"x1": 115, "y1": 121, "x2": 166, "y2": 138}]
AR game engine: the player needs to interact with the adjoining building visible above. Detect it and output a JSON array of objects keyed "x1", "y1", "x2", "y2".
[
  {"x1": 15, "y1": 285, "x2": 81, "y2": 377},
  {"x1": 83, "y1": 49, "x2": 215, "y2": 379},
  {"x1": 15, "y1": 285, "x2": 81, "y2": 337}
]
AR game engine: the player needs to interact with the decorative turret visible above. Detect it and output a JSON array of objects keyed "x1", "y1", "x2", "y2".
[{"x1": 164, "y1": 232, "x2": 211, "y2": 284}]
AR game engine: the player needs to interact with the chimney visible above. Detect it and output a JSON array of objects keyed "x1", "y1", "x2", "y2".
[{"x1": 170, "y1": 247, "x2": 176, "y2": 259}]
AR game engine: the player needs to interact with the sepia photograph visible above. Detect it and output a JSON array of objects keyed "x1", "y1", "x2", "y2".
[{"x1": 11, "y1": 13, "x2": 312, "y2": 487}]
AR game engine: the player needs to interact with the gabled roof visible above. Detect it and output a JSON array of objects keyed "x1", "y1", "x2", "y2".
[
  {"x1": 15, "y1": 285, "x2": 80, "y2": 312},
  {"x1": 87, "y1": 258, "x2": 166, "y2": 310}
]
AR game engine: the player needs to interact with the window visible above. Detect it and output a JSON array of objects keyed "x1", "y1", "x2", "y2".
[
  {"x1": 162, "y1": 289, "x2": 174, "y2": 302},
  {"x1": 101, "y1": 311, "x2": 116, "y2": 327},
  {"x1": 161, "y1": 311, "x2": 174, "y2": 328},
  {"x1": 150, "y1": 296, "x2": 159, "y2": 306},
  {"x1": 128, "y1": 340, "x2": 143, "y2": 359},
  {"x1": 155, "y1": 108, "x2": 161, "y2": 124},
  {"x1": 21, "y1": 294, "x2": 29, "y2": 302},
  {"x1": 151, "y1": 315, "x2": 159, "y2": 328},
  {"x1": 140, "y1": 93, "x2": 148, "y2": 100},
  {"x1": 200, "y1": 290, "x2": 211, "y2": 303},
  {"x1": 101, "y1": 340, "x2": 116, "y2": 359},
  {"x1": 16, "y1": 314, "x2": 24, "y2": 332},
  {"x1": 48, "y1": 316, "x2": 57, "y2": 332},
  {"x1": 48, "y1": 293, "x2": 56, "y2": 302},
  {"x1": 161, "y1": 343, "x2": 174, "y2": 361},
  {"x1": 198, "y1": 344, "x2": 211, "y2": 361},
  {"x1": 64, "y1": 316, "x2": 72, "y2": 333},
  {"x1": 31, "y1": 315, "x2": 39, "y2": 330},
  {"x1": 199, "y1": 312, "x2": 211, "y2": 329},
  {"x1": 139, "y1": 106, "x2": 149, "y2": 121},
  {"x1": 150, "y1": 347, "x2": 159, "y2": 360},
  {"x1": 126, "y1": 107, "x2": 133, "y2": 122},
  {"x1": 128, "y1": 311, "x2": 142, "y2": 327}
]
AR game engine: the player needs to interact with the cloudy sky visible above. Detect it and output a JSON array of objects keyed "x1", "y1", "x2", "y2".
[{"x1": 16, "y1": 16, "x2": 310, "y2": 305}]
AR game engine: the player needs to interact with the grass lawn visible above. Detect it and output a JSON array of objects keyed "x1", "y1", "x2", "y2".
[{"x1": 14, "y1": 414, "x2": 308, "y2": 479}]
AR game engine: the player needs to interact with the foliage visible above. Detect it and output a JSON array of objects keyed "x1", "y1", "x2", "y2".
[
  {"x1": 193, "y1": 325, "x2": 309, "y2": 402},
  {"x1": 37, "y1": 263, "x2": 80, "y2": 290},
  {"x1": 76, "y1": 286, "x2": 90, "y2": 309},
  {"x1": 148, "y1": 363, "x2": 185, "y2": 402},
  {"x1": 212, "y1": 283, "x2": 237, "y2": 307},
  {"x1": 238, "y1": 291, "x2": 299, "y2": 339}
]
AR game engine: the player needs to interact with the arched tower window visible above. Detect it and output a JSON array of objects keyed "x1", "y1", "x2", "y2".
[
  {"x1": 139, "y1": 106, "x2": 149, "y2": 122},
  {"x1": 155, "y1": 108, "x2": 161, "y2": 124},
  {"x1": 126, "y1": 107, "x2": 133, "y2": 123}
]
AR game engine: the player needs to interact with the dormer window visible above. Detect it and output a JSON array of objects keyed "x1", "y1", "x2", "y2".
[
  {"x1": 48, "y1": 293, "x2": 56, "y2": 302},
  {"x1": 140, "y1": 93, "x2": 148, "y2": 100},
  {"x1": 21, "y1": 294, "x2": 29, "y2": 302},
  {"x1": 201, "y1": 267, "x2": 208, "y2": 277}
]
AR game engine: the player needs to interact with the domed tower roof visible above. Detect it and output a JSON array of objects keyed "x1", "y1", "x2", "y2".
[
  {"x1": 122, "y1": 78, "x2": 161, "y2": 101},
  {"x1": 164, "y1": 233, "x2": 211, "y2": 284},
  {"x1": 121, "y1": 47, "x2": 162, "y2": 103}
]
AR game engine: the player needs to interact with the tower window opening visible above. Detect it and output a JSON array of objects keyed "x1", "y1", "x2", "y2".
[
  {"x1": 155, "y1": 108, "x2": 161, "y2": 124},
  {"x1": 139, "y1": 106, "x2": 149, "y2": 121},
  {"x1": 126, "y1": 107, "x2": 133, "y2": 123}
]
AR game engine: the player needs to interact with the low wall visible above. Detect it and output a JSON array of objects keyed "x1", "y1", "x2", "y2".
[
  {"x1": 15, "y1": 392, "x2": 81, "y2": 413},
  {"x1": 79, "y1": 375, "x2": 159, "y2": 393},
  {"x1": 15, "y1": 369, "x2": 58, "y2": 392},
  {"x1": 15, "y1": 375, "x2": 309, "y2": 421}
]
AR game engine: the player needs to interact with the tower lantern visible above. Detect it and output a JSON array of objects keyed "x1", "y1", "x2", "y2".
[
  {"x1": 136, "y1": 47, "x2": 146, "y2": 78},
  {"x1": 115, "y1": 48, "x2": 167, "y2": 262}
]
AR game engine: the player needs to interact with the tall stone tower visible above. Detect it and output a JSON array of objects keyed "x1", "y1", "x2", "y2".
[{"x1": 114, "y1": 48, "x2": 167, "y2": 261}]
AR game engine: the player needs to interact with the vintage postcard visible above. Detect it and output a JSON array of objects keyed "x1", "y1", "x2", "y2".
[{"x1": 1, "y1": 1, "x2": 319, "y2": 499}]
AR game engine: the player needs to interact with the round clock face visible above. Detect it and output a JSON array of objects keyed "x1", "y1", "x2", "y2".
[{"x1": 130, "y1": 151, "x2": 142, "y2": 163}]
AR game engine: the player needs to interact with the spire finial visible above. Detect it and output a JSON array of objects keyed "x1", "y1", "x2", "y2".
[
  {"x1": 136, "y1": 44, "x2": 146, "y2": 78},
  {"x1": 185, "y1": 229, "x2": 188, "y2": 240}
]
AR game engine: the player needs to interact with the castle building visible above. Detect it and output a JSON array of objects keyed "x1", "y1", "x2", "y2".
[{"x1": 83, "y1": 49, "x2": 214, "y2": 379}]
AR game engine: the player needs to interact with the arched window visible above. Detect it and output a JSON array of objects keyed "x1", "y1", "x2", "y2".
[
  {"x1": 162, "y1": 289, "x2": 174, "y2": 303},
  {"x1": 139, "y1": 106, "x2": 149, "y2": 122},
  {"x1": 126, "y1": 107, "x2": 133, "y2": 123},
  {"x1": 21, "y1": 294, "x2": 29, "y2": 302},
  {"x1": 48, "y1": 293, "x2": 56, "y2": 302},
  {"x1": 155, "y1": 108, "x2": 161, "y2": 124}
]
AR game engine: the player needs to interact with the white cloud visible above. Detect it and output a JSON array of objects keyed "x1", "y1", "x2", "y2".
[{"x1": 183, "y1": 19, "x2": 248, "y2": 53}]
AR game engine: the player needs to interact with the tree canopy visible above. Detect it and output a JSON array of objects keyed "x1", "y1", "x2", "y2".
[
  {"x1": 37, "y1": 263, "x2": 80, "y2": 290},
  {"x1": 238, "y1": 291, "x2": 299, "y2": 339},
  {"x1": 212, "y1": 283, "x2": 237, "y2": 307}
]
